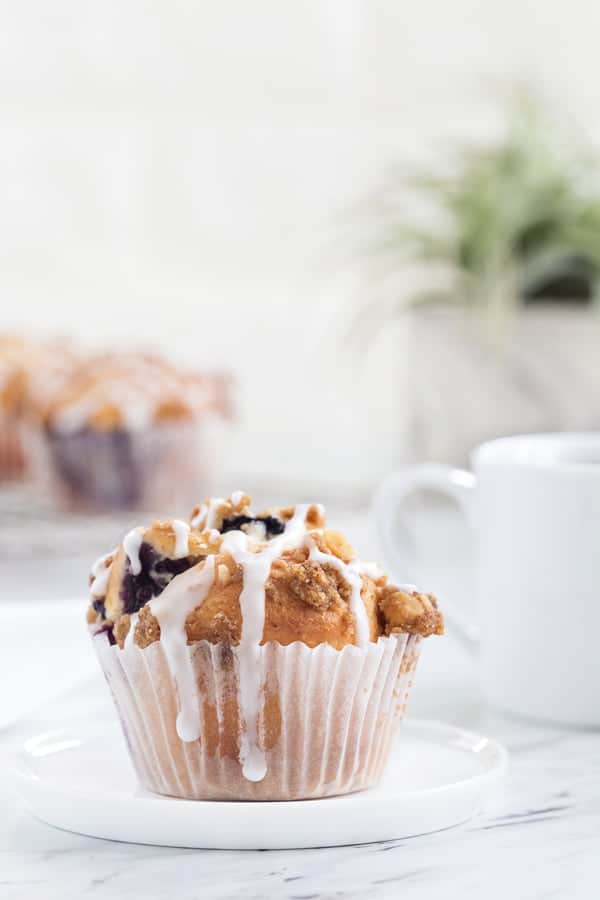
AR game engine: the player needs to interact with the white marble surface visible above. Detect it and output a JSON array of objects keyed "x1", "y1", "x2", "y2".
[
  {"x1": 1, "y1": 510, "x2": 600, "y2": 898},
  {"x1": 2, "y1": 619, "x2": 599, "y2": 899}
]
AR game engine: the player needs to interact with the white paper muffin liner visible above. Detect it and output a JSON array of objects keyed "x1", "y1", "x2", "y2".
[
  {"x1": 94, "y1": 631, "x2": 422, "y2": 801},
  {"x1": 26, "y1": 418, "x2": 225, "y2": 515}
]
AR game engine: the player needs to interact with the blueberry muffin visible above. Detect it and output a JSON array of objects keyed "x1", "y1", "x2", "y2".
[
  {"x1": 31, "y1": 352, "x2": 232, "y2": 513},
  {"x1": 89, "y1": 493, "x2": 443, "y2": 800}
]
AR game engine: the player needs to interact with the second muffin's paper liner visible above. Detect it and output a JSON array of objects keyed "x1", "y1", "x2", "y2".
[
  {"x1": 26, "y1": 419, "x2": 225, "y2": 515},
  {"x1": 94, "y1": 632, "x2": 422, "y2": 801}
]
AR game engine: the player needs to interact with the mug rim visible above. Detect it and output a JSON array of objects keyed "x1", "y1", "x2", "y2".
[{"x1": 472, "y1": 432, "x2": 600, "y2": 473}]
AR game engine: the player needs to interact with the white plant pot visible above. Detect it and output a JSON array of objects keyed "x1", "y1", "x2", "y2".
[{"x1": 401, "y1": 305, "x2": 600, "y2": 464}]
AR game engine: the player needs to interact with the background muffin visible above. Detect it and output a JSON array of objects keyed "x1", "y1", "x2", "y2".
[
  {"x1": 0, "y1": 334, "x2": 77, "y2": 481},
  {"x1": 90, "y1": 493, "x2": 443, "y2": 800},
  {"x1": 30, "y1": 351, "x2": 233, "y2": 513}
]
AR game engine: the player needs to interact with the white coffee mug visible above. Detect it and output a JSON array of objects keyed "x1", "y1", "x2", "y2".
[{"x1": 373, "y1": 433, "x2": 600, "y2": 728}]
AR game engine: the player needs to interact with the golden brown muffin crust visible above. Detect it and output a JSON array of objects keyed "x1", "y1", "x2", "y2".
[
  {"x1": 88, "y1": 495, "x2": 444, "y2": 652},
  {"x1": 378, "y1": 585, "x2": 444, "y2": 637},
  {"x1": 103, "y1": 520, "x2": 210, "y2": 623}
]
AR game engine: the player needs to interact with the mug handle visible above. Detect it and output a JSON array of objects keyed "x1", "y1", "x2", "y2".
[{"x1": 372, "y1": 463, "x2": 479, "y2": 652}]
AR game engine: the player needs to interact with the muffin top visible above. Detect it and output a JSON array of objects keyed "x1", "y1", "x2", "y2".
[
  {"x1": 39, "y1": 351, "x2": 232, "y2": 433},
  {"x1": 88, "y1": 492, "x2": 443, "y2": 651},
  {"x1": 88, "y1": 492, "x2": 443, "y2": 779}
]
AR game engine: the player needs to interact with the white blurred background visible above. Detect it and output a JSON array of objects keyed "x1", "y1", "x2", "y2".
[{"x1": 2, "y1": 1, "x2": 600, "y2": 495}]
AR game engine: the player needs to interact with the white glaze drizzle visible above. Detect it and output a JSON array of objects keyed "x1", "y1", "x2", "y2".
[
  {"x1": 354, "y1": 560, "x2": 383, "y2": 580},
  {"x1": 149, "y1": 556, "x2": 216, "y2": 742},
  {"x1": 240, "y1": 520, "x2": 267, "y2": 541},
  {"x1": 90, "y1": 550, "x2": 116, "y2": 599},
  {"x1": 205, "y1": 498, "x2": 225, "y2": 530},
  {"x1": 220, "y1": 504, "x2": 312, "y2": 781},
  {"x1": 172, "y1": 520, "x2": 190, "y2": 558},
  {"x1": 307, "y1": 541, "x2": 370, "y2": 647},
  {"x1": 230, "y1": 490, "x2": 245, "y2": 506},
  {"x1": 190, "y1": 504, "x2": 207, "y2": 528},
  {"x1": 118, "y1": 498, "x2": 390, "y2": 784},
  {"x1": 123, "y1": 527, "x2": 144, "y2": 575},
  {"x1": 125, "y1": 612, "x2": 139, "y2": 648}
]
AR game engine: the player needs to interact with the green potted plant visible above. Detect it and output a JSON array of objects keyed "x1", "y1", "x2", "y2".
[{"x1": 354, "y1": 88, "x2": 600, "y2": 462}]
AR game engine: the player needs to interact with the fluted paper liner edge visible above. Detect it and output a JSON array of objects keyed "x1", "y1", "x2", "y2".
[{"x1": 94, "y1": 632, "x2": 422, "y2": 801}]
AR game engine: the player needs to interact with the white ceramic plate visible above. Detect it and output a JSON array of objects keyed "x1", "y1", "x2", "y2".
[
  {"x1": 14, "y1": 715, "x2": 507, "y2": 849},
  {"x1": 0, "y1": 602, "x2": 97, "y2": 730}
]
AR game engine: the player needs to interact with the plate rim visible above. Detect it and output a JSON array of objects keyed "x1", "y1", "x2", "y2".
[{"x1": 14, "y1": 715, "x2": 508, "y2": 811}]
